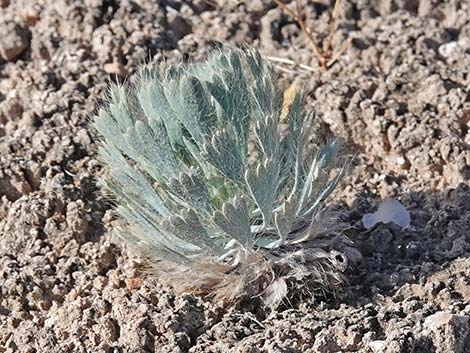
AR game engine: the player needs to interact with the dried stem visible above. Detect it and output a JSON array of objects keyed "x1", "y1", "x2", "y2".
[
  {"x1": 324, "y1": 0, "x2": 342, "y2": 58},
  {"x1": 273, "y1": 0, "x2": 326, "y2": 70},
  {"x1": 273, "y1": 0, "x2": 350, "y2": 71},
  {"x1": 265, "y1": 55, "x2": 316, "y2": 72},
  {"x1": 202, "y1": 0, "x2": 219, "y2": 7},
  {"x1": 327, "y1": 36, "x2": 352, "y2": 67}
]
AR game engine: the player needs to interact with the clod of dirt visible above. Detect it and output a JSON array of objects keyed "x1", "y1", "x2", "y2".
[
  {"x1": 0, "y1": 96, "x2": 23, "y2": 121},
  {"x1": 424, "y1": 312, "x2": 470, "y2": 353},
  {"x1": 0, "y1": 17, "x2": 30, "y2": 61},
  {"x1": 166, "y1": 6, "x2": 192, "y2": 41}
]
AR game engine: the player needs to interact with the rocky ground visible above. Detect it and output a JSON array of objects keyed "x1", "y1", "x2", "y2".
[{"x1": 0, "y1": 0, "x2": 469, "y2": 352}]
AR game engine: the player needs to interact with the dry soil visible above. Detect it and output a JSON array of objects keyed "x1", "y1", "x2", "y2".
[{"x1": 0, "y1": 0, "x2": 469, "y2": 352}]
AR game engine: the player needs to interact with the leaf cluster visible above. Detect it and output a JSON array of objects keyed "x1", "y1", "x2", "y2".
[{"x1": 94, "y1": 47, "x2": 347, "y2": 275}]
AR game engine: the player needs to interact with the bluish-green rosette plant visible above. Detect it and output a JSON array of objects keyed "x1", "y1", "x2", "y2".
[{"x1": 93, "y1": 47, "x2": 359, "y2": 308}]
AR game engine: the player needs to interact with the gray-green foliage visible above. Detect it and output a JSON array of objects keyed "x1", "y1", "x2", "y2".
[{"x1": 94, "y1": 47, "x2": 347, "y2": 270}]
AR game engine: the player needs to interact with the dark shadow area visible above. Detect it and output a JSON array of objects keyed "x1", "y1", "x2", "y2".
[{"x1": 339, "y1": 183, "x2": 470, "y2": 307}]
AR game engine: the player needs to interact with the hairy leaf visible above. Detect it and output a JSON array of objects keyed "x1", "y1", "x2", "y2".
[{"x1": 93, "y1": 47, "x2": 349, "y2": 272}]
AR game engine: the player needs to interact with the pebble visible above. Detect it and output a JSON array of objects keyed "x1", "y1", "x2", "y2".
[
  {"x1": 424, "y1": 312, "x2": 470, "y2": 353},
  {"x1": 369, "y1": 340, "x2": 386, "y2": 353},
  {"x1": 0, "y1": 18, "x2": 30, "y2": 61},
  {"x1": 103, "y1": 61, "x2": 128, "y2": 77}
]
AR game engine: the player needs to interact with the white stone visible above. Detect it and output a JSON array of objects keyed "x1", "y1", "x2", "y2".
[
  {"x1": 362, "y1": 198, "x2": 411, "y2": 229},
  {"x1": 369, "y1": 340, "x2": 386, "y2": 353}
]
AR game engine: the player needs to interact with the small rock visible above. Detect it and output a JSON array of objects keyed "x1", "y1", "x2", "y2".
[
  {"x1": 191, "y1": 0, "x2": 214, "y2": 13},
  {"x1": 0, "y1": 18, "x2": 30, "y2": 61},
  {"x1": 0, "y1": 97, "x2": 23, "y2": 120},
  {"x1": 93, "y1": 276, "x2": 108, "y2": 291},
  {"x1": 259, "y1": 8, "x2": 283, "y2": 50},
  {"x1": 103, "y1": 62, "x2": 128, "y2": 77},
  {"x1": 369, "y1": 340, "x2": 386, "y2": 353},
  {"x1": 166, "y1": 8, "x2": 192, "y2": 40},
  {"x1": 312, "y1": 332, "x2": 342, "y2": 353},
  {"x1": 438, "y1": 38, "x2": 469, "y2": 60},
  {"x1": 404, "y1": 241, "x2": 422, "y2": 258},
  {"x1": 373, "y1": 0, "x2": 397, "y2": 16},
  {"x1": 383, "y1": 330, "x2": 415, "y2": 353},
  {"x1": 428, "y1": 281, "x2": 446, "y2": 297},
  {"x1": 126, "y1": 278, "x2": 143, "y2": 291},
  {"x1": 369, "y1": 226, "x2": 394, "y2": 252},
  {"x1": 100, "y1": 318, "x2": 120, "y2": 343},
  {"x1": 23, "y1": 8, "x2": 40, "y2": 27},
  {"x1": 336, "y1": 328, "x2": 362, "y2": 351},
  {"x1": 424, "y1": 312, "x2": 469, "y2": 353},
  {"x1": 439, "y1": 41, "x2": 459, "y2": 58},
  {"x1": 245, "y1": 0, "x2": 265, "y2": 13}
]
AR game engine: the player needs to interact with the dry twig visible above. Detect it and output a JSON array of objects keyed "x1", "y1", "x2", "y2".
[
  {"x1": 273, "y1": 0, "x2": 351, "y2": 71},
  {"x1": 265, "y1": 55, "x2": 316, "y2": 72}
]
